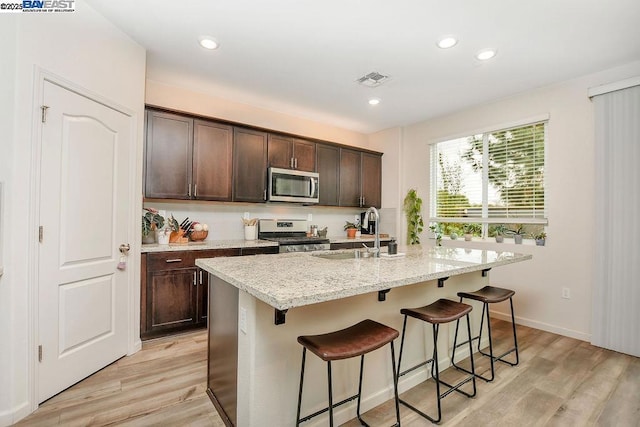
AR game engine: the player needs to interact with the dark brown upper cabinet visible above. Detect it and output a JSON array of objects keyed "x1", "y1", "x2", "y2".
[
  {"x1": 145, "y1": 110, "x2": 193, "y2": 199},
  {"x1": 233, "y1": 127, "x2": 268, "y2": 202},
  {"x1": 193, "y1": 120, "x2": 233, "y2": 201},
  {"x1": 144, "y1": 110, "x2": 233, "y2": 201},
  {"x1": 268, "y1": 135, "x2": 316, "y2": 172},
  {"x1": 316, "y1": 143, "x2": 340, "y2": 206},
  {"x1": 339, "y1": 149, "x2": 382, "y2": 208}
]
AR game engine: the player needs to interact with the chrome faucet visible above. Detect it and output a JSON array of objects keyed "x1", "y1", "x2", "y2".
[{"x1": 363, "y1": 206, "x2": 380, "y2": 257}]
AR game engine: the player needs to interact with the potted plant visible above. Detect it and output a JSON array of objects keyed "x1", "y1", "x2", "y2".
[
  {"x1": 534, "y1": 231, "x2": 547, "y2": 246},
  {"x1": 429, "y1": 223, "x2": 442, "y2": 247},
  {"x1": 463, "y1": 223, "x2": 481, "y2": 241},
  {"x1": 492, "y1": 224, "x2": 507, "y2": 243},
  {"x1": 403, "y1": 189, "x2": 424, "y2": 245},
  {"x1": 142, "y1": 208, "x2": 165, "y2": 244},
  {"x1": 344, "y1": 221, "x2": 359, "y2": 239},
  {"x1": 510, "y1": 224, "x2": 525, "y2": 244}
]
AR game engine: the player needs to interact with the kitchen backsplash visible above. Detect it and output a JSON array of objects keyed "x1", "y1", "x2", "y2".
[{"x1": 143, "y1": 202, "x2": 397, "y2": 241}]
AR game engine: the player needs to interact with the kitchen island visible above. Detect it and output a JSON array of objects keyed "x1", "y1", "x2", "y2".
[{"x1": 196, "y1": 246, "x2": 531, "y2": 427}]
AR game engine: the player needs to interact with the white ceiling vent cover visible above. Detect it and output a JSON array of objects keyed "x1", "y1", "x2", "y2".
[{"x1": 356, "y1": 71, "x2": 390, "y2": 87}]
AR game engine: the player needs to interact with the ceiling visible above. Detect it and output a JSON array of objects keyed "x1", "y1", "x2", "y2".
[{"x1": 86, "y1": 0, "x2": 640, "y2": 134}]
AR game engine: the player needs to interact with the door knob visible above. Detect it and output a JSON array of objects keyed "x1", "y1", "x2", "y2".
[{"x1": 119, "y1": 244, "x2": 130, "y2": 255}]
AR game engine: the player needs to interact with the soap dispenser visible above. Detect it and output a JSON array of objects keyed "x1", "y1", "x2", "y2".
[{"x1": 387, "y1": 238, "x2": 398, "y2": 255}]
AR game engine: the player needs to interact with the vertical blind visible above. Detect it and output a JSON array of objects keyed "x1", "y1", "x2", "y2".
[
  {"x1": 430, "y1": 122, "x2": 547, "y2": 223},
  {"x1": 592, "y1": 84, "x2": 640, "y2": 357}
]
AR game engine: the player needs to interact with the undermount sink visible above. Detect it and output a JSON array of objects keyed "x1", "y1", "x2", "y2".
[{"x1": 312, "y1": 250, "x2": 374, "y2": 260}]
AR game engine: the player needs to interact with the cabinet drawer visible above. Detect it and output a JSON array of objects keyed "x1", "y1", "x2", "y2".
[{"x1": 146, "y1": 252, "x2": 195, "y2": 271}]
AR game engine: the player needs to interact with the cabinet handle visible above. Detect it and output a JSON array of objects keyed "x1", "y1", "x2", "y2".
[
  {"x1": 294, "y1": 158, "x2": 298, "y2": 169},
  {"x1": 290, "y1": 157, "x2": 294, "y2": 168},
  {"x1": 194, "y1": 183, "x2": 198, "y2": 197},
  {"x1": 165, "y1": 258, "x2": 182, "y2": 263},
  {"x1": 264, "y1": 189, "x2": 267, "y2": 201},
  {"x1": 199, "y1": 270, "x2": 203, "y2": 285},
  {"x1": 362, "y1": 196, "x2": 366, "y2": 206},
  {"x1": 188, "y1": 183, "x2": 191, "y2": 198},
  {"x1": 193, "y1": 271, "x2": 197, "y2": 286}
]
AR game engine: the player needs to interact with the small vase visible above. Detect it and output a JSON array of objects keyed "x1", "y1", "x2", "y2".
[
  {"x1": 244, "y1": 225, "x2": 256, "y2": 241},
  {"x1": 514, "y1": 235, "x2": 523, "y2": 244},
  {"x1": 464, "y1": 233, "x2": 473, "y2": 241},
  {"x1": 157, "y1": 229, "x2": 170, "y2": 245},
  {"x1": 346, "y1": 228, "x2": 357, "y2": 239},
  {"x1": 495, "y1": 235, "x2": 504, "y2": 243},
  {"x1": 535, "y1": 239, "x2": 545, "y2": 246},
  {"x1": 450, "y1": 232, "x2": 458, "y2": 240},
  {"x1": 142, "y1": 233, "x2": 155, "y2": 244}
]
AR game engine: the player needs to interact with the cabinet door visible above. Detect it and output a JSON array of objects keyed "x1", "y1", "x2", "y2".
[
  {"x1": 233, "y1": 128, "x2": 268, "y2": 202},
  {"x1": 339, "y1": 149, "x2": 362, "y2": 207},
  {"x1": 267, "y1": 134, "x2": 293, "y2": 169},
  {"x1": 197, "y1": 268, "x2": 208, "y2": 325},
  {"x1": 193, "y1": 120, "x2": 233, "y2": 201},
  {"x1": 316, "y1": 144, "x2": 340, "y2": 206},
  {"x1": 146, "y1": 267, "x2": 198, "y2": 334},
  {"x1": 361, "y1": 152, "x2": 382, "y2": 208},
  {"x1": 293, "y1": 139, "x2": 316, "y2": 172},
  {"x1": 144, "y1": 110, "x2": 193, "y2": 199}
]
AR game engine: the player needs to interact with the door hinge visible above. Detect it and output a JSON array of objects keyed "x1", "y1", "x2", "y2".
[
  {"x1": 38, "y1": 345, "x2": 43, "y2": 362},
  {"x1": 39, "y1": 226, "x2": 43, "y2": 243},
  {"x1": 41, "y1": 105, "x2": 49, "y2": 123}
]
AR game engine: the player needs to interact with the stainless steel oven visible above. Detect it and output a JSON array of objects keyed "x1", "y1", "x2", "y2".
[
  {"x1": 258, "y1": 219, "x2": 329, "y2": 253},
  {"x1": 268, "y1": 167, "x2": 319, "y2": 204}
]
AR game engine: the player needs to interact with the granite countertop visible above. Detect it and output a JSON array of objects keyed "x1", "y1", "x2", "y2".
[
  {"x1": 196, "y1": 246, "x2": 532, "y2": 311},
  {"x1": 141, "y1": 239, "x2": 278, "y2": 253}
]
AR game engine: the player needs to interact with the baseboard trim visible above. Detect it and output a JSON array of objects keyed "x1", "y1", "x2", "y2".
[
  {"x1": 490, "y1": 310, "x2": 591, "y2": 342},
  {"x1": 0, "y1": 401, "x2": 30, "y2": 427}
]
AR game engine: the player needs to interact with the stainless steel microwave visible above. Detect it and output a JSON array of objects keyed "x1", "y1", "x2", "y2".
[{"x1": 268, "y1": 167, "x2": 319, "y2": 204}]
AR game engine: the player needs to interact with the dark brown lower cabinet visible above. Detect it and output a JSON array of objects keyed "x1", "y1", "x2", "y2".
[{"x1": 141, "y1": 246, "x2": 277, "y2": 339}]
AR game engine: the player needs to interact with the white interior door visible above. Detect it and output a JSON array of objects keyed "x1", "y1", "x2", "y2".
[{"x1": 38, "y1": 80, "x2": 132, "y2": 402}]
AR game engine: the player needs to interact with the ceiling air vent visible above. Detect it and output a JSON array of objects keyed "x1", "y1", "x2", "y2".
[{"x1": 356, "y1": 71, "x2": 390, "y2": 87}]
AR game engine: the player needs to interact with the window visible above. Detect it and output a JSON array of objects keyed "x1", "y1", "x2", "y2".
[{"x1": 430, "y1": 121, "x2": 547, "y2": 238}]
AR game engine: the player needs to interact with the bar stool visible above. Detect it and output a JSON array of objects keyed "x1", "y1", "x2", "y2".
[
  {"x1": 397, "y1": 299, "x2": 476, "y2": 424},
  {"x1": 451, "y1": 286, "x2": 519, "y2": 382},
  {"x1": 296, "y1": 319, "x2": 401, "y2": 427}
]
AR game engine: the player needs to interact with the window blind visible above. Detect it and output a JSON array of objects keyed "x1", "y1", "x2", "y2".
[{"x1": 430, "y1": 121, "x2": 547, "y2": 224}]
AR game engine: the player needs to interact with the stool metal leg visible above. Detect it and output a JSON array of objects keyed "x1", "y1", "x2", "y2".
[
  {"x1": 356, "y1": 355, "x2": 371, "y2": 427},
  {"x1": 296, "y1": 348, "x2": 307, "y2": 427},
  {"x1": 327, "y1": 361, "x2": 334, "y2": 427},
  {"x1": 453, "y1": 296, "x2": 519, "y2": 383},
  {"x1": 389, "y1": 342, "x2": 401, "y2": 427}
]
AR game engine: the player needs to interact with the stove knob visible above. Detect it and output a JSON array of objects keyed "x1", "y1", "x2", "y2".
[{"x1": 286, "y1": 246, "x2": 295, "y2": 252}]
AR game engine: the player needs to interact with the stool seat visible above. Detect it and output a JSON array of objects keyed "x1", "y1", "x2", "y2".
[
  {"x1": 401, "y1": 299, "x2": 472, "y2": 324},
  {"x1": 297, "y1": 319, "x2": 399, "y2": 361},
  {"x1": 457, "y1": 285, "x2": 515, "y2": 304}
]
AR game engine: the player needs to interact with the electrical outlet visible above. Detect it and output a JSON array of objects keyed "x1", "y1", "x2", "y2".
[
  {"x1": 561, "y1": 287, "x2": 571, "y2": 299},
  {"x1": 240, "y1": 307, "x2": 247, "y2": 333},
  {"x1": 307, "y1": 214, "x2": 312, "y2": 222}
]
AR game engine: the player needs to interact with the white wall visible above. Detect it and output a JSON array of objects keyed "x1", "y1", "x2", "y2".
[
  {"x1": 0, "y1": 2, "x2": 146, "y2": 425},
  {"x1": 387, "y1": 61, "x2": 640, "y2": 341}
]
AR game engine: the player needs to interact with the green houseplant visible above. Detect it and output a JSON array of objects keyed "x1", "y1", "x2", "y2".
[
  {"x1": 142, "y1": 208, "x2": 165, "y2": 244},
  {"x1": 344, "y1": 221, "x2": 359, "y2": 239},
  {"x1": 510, "y1": 224, "x2": 525, "y2": 244},
  {"x1": 492, "y1": 224, "x2": 507, "y2": 243},
  {"x1": 463, "y1": 223, "x2": 481, "y2": 241},
  {"x1": 534, "y1": 231, "x2": 547, "y2": 246},
  {"x1": 403, "y1": 189, "x2": 424, "y2": 245},
  {"x1": 429, "y1": 223, "x2": 442, "y2": 246}
]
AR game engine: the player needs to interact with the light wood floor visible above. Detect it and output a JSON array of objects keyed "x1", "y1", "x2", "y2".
[{"x1": 17, "y1": 321, "x2": 639, "y2": 426}]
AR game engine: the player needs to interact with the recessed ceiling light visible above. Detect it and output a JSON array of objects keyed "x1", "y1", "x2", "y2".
[
  {"x1": 368, "y1": 98, "x2": 380, "y2": 106},
  {"x1": 437, "y1": 36, "x2": 458, "y2": 49},
  {"x1": 476, "y1": 49, "x2": 497, "y2": 60},
  {"x1": 199, "y1": 36, "x2": 219, "y2": 50}
]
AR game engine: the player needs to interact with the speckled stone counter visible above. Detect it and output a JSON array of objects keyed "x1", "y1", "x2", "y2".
[
  {"x1": 141, "y1": 239, "x2": 278, "y2": 253},
  {"x1": 196, "y1": 246, "x2": 531, "y2": 311}
]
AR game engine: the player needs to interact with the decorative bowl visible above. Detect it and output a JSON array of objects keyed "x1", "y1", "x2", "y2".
[{"x1": 189, "y1": 230, "x2": 209, "y2": 241}]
